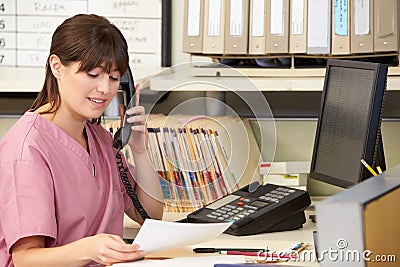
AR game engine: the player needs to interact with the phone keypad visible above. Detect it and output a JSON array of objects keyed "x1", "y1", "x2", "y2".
[{"x1": 206, "y1": 187, "x2": 296, "y2": 222}]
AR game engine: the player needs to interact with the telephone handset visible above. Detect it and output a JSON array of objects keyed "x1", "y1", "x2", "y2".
[
  {"x1": 112, "y1": 67, "x2": 150, "y2": 221},
  {"x1": 112, "y1": 67, "x2": 135, "y2": 150}
]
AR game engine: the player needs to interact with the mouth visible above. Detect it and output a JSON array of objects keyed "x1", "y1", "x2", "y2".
[{"x1": 88, "y1": 97, "x2": 107, "y2": 104}]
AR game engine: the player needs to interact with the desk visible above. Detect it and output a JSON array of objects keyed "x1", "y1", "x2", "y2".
[{"x1": 123, "y1": 211, "x2": 319, "y2": 266}]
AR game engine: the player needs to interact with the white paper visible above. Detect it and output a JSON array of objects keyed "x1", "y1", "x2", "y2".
[
  {"x1": 112, "y1": 255, "x2": 246, "y2": 267},
  {"x1": 132, "y1": 219, "x2": 233, "y2": 254}
]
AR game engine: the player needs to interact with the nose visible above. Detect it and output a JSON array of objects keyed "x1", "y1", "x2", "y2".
[{"x1": 96, "y1": 76, "x2": 112, "y2": 95}]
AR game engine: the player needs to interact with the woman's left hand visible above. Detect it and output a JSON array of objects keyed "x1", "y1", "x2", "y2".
[{"x1": 125, "y1": 84, "x2": 148, "y2": 155}]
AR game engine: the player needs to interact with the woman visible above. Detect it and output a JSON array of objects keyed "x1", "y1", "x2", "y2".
[{"x1": 0, "y1": 14, "x2": 164, "y2": 266}]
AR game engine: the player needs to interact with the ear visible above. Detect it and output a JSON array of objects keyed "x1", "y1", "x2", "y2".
[{"x1": 49, "y1": 54, "x2": 62, "y2": 78}]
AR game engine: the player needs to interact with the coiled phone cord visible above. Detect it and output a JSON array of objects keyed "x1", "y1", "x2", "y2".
[{"x1": 115, "y1": 146, "x2": 150, "y2": 221}]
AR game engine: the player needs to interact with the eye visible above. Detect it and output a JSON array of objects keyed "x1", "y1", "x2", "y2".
[
  {"x1": 87, "y1": 73, "x2": 98, "y2": 78},
  {"x1": 110, "y1": 76, "x2": 119, "y2": 82}
]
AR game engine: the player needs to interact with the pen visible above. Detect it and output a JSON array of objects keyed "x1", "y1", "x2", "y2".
[
  {"x1": 360, "y1": 159, "x2": 378, "y2": 176},
  {"x1": 219, "y1": 250, "x2": 298, "y2": 259},
  {"x1": 193, "y1": 248, "x2": 266, "y2": 253}
]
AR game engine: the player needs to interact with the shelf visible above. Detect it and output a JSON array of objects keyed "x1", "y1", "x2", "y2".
[
  {"x1": 150, "y1": 65, "x2": 400, "y2": 92},
  {"x1": 2, "y1": 65, "x2": 400, "y2": 93}
]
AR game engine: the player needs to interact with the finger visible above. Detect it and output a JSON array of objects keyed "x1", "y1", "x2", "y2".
[
  {"x1": 118, "y1": 104, "x2": 126, "y2": 127},
  {"x1": 135, "y1": 84, "x2": 141, "y2": 107},
  {"x1": 99, "y1": 250, "x2": 145, "y2": 265},
  {"x1": 130, "y1": 125, "x2": 147, "y2": 132},
  {"x1": 110, "y1": 250, "x2": 145, "y2": 264},
  {"x1": 126, "y1": 115, "x2": 146, "y2": 124},
  {"x1": 106, "y1": 236, "x2": 142, "y2": 253},
  {"x1": 126, "y1": 106, "x2": 145, "y2": 116}
]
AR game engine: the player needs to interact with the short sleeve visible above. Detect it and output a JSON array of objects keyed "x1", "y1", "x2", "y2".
[{"x1": 0, "y1": 159, "x2": 56, "y2": 252}]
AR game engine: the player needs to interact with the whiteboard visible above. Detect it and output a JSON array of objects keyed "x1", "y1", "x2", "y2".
[{"x1": 0, "y1": 0, "x2": 165, "y2": 68}]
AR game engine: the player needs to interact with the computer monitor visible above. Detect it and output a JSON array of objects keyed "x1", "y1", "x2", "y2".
[{"x1": 310, "y1": 59, "x2": 388, "y2": 188}]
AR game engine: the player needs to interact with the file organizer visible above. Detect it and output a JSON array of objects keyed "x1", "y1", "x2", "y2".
[{"x1": 105, "y1": 114, "x2": 263, "y2": 212}]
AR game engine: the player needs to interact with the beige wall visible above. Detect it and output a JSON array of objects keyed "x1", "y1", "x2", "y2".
[
  {"x1": 0, "y1": 118, "x2": 18, "y2": 139},
  {"x1": 251, "y1": 119, "x2": 400, "y2": 196}
]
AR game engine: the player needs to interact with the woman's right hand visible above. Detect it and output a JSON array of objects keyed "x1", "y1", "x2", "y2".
[
  {"x1": 11, "y1": 234, "x2": 144, "y2": 267},
  {"x1": 84, "y1": 234, "x2": 145, "y2": 266}
]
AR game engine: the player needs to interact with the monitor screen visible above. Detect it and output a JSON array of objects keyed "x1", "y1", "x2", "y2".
[{"x1": 310, "y1": 59, "x2": 388, "y2": 188}]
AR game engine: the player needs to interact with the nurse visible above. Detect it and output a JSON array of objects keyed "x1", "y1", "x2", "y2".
[{"x1": 0, "y1": 14, "x2": 164, "y2": 266}]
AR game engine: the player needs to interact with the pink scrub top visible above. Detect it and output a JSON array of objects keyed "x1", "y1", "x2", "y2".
[{"x1": 0, "y1": 111, "x2": 133, "y2": 266}]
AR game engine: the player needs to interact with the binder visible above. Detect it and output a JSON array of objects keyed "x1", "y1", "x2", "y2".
[
  {"x1": 183, "y1": 0, "x2": 205, "y2": 53},
  {"x1": 307, "y1": 0, "x2": 331, "y2": 54},
  {"x1": 248, "y1": 0, "x2": 267, "y2": 55},
  {"x1": 203, "y1": 0, "x2": 226, "y2": 54},
  {"x1": 350, "y1": 0, "x2": 373, "y2": 54},
  {"x1": 224, "y1": 0, "x2": 249, "y2": 54},
  {"x1": 266, "y1": 0, "x2": 290, "y2": 54},
  {"x1": 374, "y1": 0, "x2": 399, "y2": 52},
  {"x1": 289, "y1": 0, "x2": 308, "y2": 54},
  {"x1": 331, "y1": 0, "x2": 351, "y2": 55}
]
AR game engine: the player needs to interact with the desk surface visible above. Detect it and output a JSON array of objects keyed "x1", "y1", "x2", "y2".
[{"x1": 123, "y1": 211, "x2": 319, "y2": 266}]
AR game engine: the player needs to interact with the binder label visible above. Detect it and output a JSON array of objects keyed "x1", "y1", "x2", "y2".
[
  {"x1": 334, "y1": 0, "x2": 348, "y2": 36},
  {"x1": 270, "y1": 0, "x2": 284, "y2": 35},
  {"x1": 187, "y1": 0, "x2": 201, "y2": 36},
  {"x1": 354, "y1": 0, "x2": 370, "y2": 36},
  {"x1": 251, "y1": 0, "x2": 265, "y2": 37},
  {"x1": 291, "y1": 0, "x2": 305, "y2": 35},
  {"x1": 229, "y1": 0, "x2": 244, "y2": 36},
  {"x1": 208, "y1": 0, "x2": 223, "y2": 36}
]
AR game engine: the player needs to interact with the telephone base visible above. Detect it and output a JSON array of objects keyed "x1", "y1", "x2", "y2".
[{"x1": 186, "y1": 183, "x2": 311, "y2": 236}]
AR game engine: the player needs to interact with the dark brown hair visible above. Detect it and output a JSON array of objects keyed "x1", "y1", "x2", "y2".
[{"x1": 31, "y1": 14, "x2": 129, "y2": 123}]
